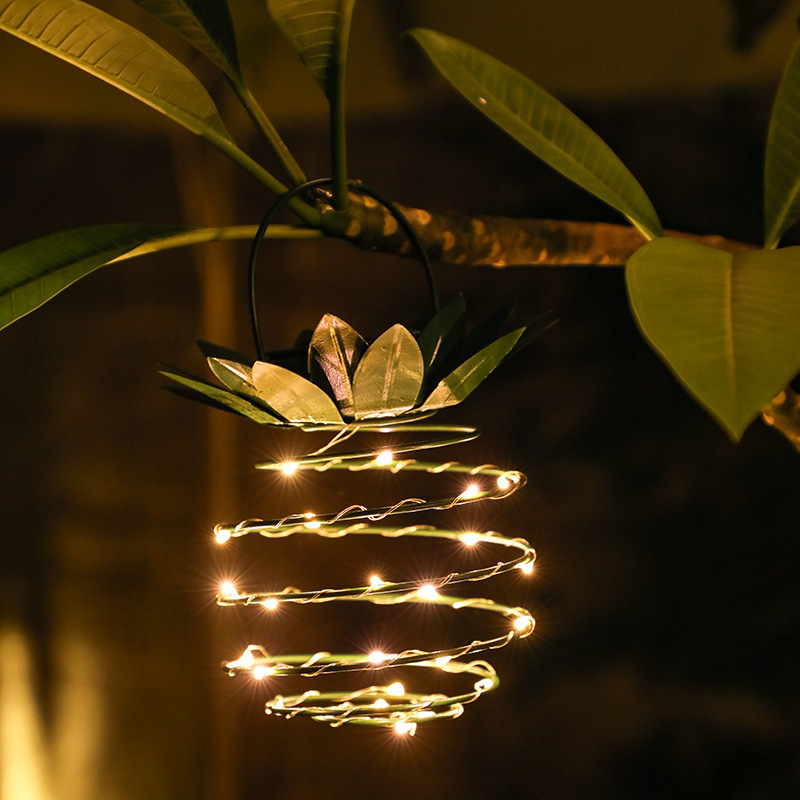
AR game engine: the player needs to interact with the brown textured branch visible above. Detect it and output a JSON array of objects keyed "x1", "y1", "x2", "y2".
[
  {"x1": 762, "y1": 389, "x2": 800, "y2": 452},
  {"x1": 331, "y1": 193, "x2": 755, "y2": 267}
]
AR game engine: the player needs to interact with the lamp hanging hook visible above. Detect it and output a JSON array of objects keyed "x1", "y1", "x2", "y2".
[{"x1": 248, "y1": 178, "x2": 440, "y2": 361}]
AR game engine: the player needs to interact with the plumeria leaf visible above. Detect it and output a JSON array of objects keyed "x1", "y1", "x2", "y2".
[
  {"x1": 309, "y1": 313, "x2": 367, "y2": 416},
  {"x1": 267, "y1": 0, "x2": 355, "y2": 101},
  {"x1": 416, "y1": 294, "x2": 467, "y2": 392},
  {"x1": 627, "y1": 238, "x2": 800, "y2": 439},
  {"x1": 0, "y1": 223, "x2": 188, "y2": 330},
  {"x1": 130, "y1": 0, "x2": 242, "y2": 80},
  {"x1": 160, "y1": 371, "x2": 284, "y2": 424},
  {"x1": 352, "y1": 325, "x2": 424, "y2": 419},
  {"x1": 0, "y1": 0, "x2": 232, "y2": 141},
  {"x1": 765, "y1": 38, "x2": 800, "y2": 248},
  {"x1": 252, "y1": 361, "x2": 343, "y2": 423},
  {"x1": 410, "y1": 28, "x2": 662, "y2": 240},
  {"x1": 207, "y1": 357, "x2": 258, "y2": 397},
  {"x1": 420, "y1": 327, "x2": 525, "y2": 411}
]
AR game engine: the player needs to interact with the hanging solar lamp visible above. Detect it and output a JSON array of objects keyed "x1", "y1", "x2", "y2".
[{"x1": 163, "y1": 179, "x2": 539, "y2": 735}]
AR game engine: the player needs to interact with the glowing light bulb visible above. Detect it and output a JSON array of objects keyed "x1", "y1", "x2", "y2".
[
  {"x1": 281, "y1": 461, "x2": 299, "y2": 475},
  {"x1": 386, "y1": 682, "x2": 405, "y2": 696},
  {"x1": 253, "y1": 665, "x2": 274, "y2": 680},
  {"x1": 262, "y1": 598, "x2": 279, "y2": 610},
  {"x1": 239, "y1": 648, "x2": 255, "y2": 668},
  {"x1": 496, "y1": 474, "x2": 511, "y2": 490},
  {"x1": 513, "y1": 615, "x2": 534, "y2": 634},
  {"x1": 435, "y1": 655, "x2": 451, "y2": 667},
  {"x1": 417, "y1": 584, "x2": 438, "y2": 601},
  {"x1": 214, "y1": 526, "x2": 231, "y2": 544},
  {"x1": 369, "y1": 575, "x2": 385, "y2": 589},
  {"x1": 368, "y1": 651, "x2": 388, "y2": 664},
  {"x1": 374, "y1": 450, "x2": 394, "y2": 466},
  {"x1": 220, "y1": 581, "x2": 238, "y2": 598},
  {"x1": 518, "y1": 560, "x2": 534, "y2": 575},
  {"x1": 372, "y1": 699, "x2": 389, "y2": 709},
  {"x1": 304, "y1": 516, "x2": 321, "y2": 530},
  {"x1": 460, "y1": 532, "x2": 480, "y2": 546},
  {"x1": 394, "y1": 721, "x2": 416, "y2": 736},
  {"x1": 459, "y1": 484, "x2": 481, "y2": 500}
]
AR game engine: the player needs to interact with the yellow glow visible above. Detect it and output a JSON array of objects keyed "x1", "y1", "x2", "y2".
[
  {"x1": 394, "y1": 721, "x2": 417, "y2": 736},
  {"x1": 496, "y1": 475, "x2": 511, "y2": 490},
  {"x1": 253, "y1": 665, "x2": 275, "y2": 680},
  {"x1": 214, "y1": 526, "x2": 231, "y2": 544},
  {"x1": 262, "y1": 598, "x2": 279, "y2": 610},
  {"x1": 435, "y1": 655, "x2": 451, "y2": 667},
  {"x1": 417, "y1": 584, "x2": 438, "y2": 600},
  {"x1": 372, "y1": 699, "x2": 389, "y2": 709},
  {"x1": 386, "y1": 682, "x2": 405, "y2": 696},
  {"x1": 519, "y1": 560, "x2": 534, "y2": 575},
  {"x1": 368, "y1": 651, "x2": 387, "y2": 664},
  {"x1": 374, "y1": 450, "x2": 394, "y2": 466},
  {"x1": 281, "y1": 461, "x2": 299, "y2": 475},
  {"x1": 220, "y1": 581, "x2": 238, "y2": 598},
  {"x1": 513, "y1": 615, "x2": 534, "y2": 633},
  {"x1": 369, "y1": 575, "x2": 385, "y2": 589},
  {"x1": 304, "y1": 518, "x2": 321, "y2": 530},
  {"x1": 239, "y1": 648, "x2": 255, "y2": 668},
  {"x1": 459, "y1": 483, "x2": 481, "y2": 500},
  {"x1": 460, "y1": 532, "x2": 480, "y2": 546}
]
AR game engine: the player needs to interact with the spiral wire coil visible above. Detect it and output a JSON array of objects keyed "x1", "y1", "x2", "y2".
[{"x1": 215, "y1": 423, "x2": 535, "y2": 734}]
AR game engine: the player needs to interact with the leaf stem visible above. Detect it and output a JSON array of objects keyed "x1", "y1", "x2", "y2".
[
  {"x1": 233, "y1": 82, "x2": 308, "y2": 187},
  {"x1": 202, "y1": 130, "x2": 321, "y2": 226}
]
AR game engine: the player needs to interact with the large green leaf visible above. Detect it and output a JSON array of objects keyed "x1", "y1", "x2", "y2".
[
  {"x1": 419, "y1": 327, "x2": 524, "y2": 411},
  {"x1": 0, "y1": 224, "x2": 187, "y2": 330},
  {"x1": 0, "y1": 0, "x2": 231, "y2": 139},
  {"x1": 765, "y1": 38, "x2": 800, "y2": 249},
  {"x1": 251, "y1": 361, "x2": 343, "y2": 423},
  {"x1": 416, "y1": 293, "x2": 466, "y2": 392},
  {"x1": 267, "y1": 0, "x2": 355, "y2": 100},
  {"x1": 130, "y1": 0, "x2": 242, "y2": 80},
  {"x1": 352, "y1": 325, "x2": 424, "y2": 419},
  {"x1": 207, "y1": 357, "x2": 259, "y2": 397},
  {"x1": 410, "y1": 28, "x2": 662, "y2": 241},
  {"x1": 308, "y1": 313, "x2": 366, "y2": 416},
  {"x1": 627, "y1": 238, "x2": 800, "y2": 439}
]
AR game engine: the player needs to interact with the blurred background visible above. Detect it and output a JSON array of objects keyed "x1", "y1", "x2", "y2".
[{"x1": 1, "y1": 0, "x2": 800, "y2": 797}]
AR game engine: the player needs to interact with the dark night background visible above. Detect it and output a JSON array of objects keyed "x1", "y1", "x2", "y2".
[{"x1": 1, "y1": 1, "x2": 799, "y2": 798}]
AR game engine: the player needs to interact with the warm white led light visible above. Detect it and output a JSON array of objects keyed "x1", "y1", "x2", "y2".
[
  {"x1": 460, "y1": 532, "x2": 480, "y2": 546},
  {"x1": 214, "y1": 527, "x2": 231, "y2": 544},
  {"x1": 262, "y1": 598, "x2": 279, "y2": 610},
  {"x1": 281, "y1": 462, "x2": 299, "y2": 475},
  {"x1": 459, "y1": 483, "x2": 481, "y2": 500},
  {"x1": 513, "y1": 615, "x2": 534, "y2": 633},
  {"x1": 372, "y1": 698, "x2": 389, "y2": 709},
  {"x1": 304, "y1": 518, "x2": 321, "y2": 530},
  {"x1": 496, "y1": 475, "x2": 511, "y2": 490},
  {"x1": 368, "y1": 651, "x2": 388, "y2": 664},
  {"x1": 518, "y1": 560, "x2": 534, "y2": 575},
  {"x1": 374, "y1": 450, "x2": 394, "y2": 466},
  {"x1": 435, "y1": 655, "x2": 452, "y2": 667},
  {"x1": 417, "y1": 584, "x2": 438, "y2": 600},
  {"x1": 369, "y1": 575, "x2": 385, "y2": 589},
  {"x1": 386, "y1": 682, "x2": 405, "y2": 696},
  {"x1": 239, "y1": 648, "x2": 255, "y2": 668},
  {"x1": 220, "y1": 581, "x2": 238, "y2": 598},
  {"x1": 253, "y1": 665, "x2": 274, "y2": 680},
  {"x1": 394, "y1": 721, "x2": 417, "y2": 736}
]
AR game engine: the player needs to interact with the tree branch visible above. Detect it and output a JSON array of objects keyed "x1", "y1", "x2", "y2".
[{"x1": 329, "y1": 193, "x2": 754, "y2": 267}]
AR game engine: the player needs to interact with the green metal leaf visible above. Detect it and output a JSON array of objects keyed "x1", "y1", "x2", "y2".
[
  {"x1": 251, "y1": 361, "x2": 343, "y2": 423},
  {"x1": 419, "y1": 327, "x2": 524, "y2": 411},
  {"x1": 765, "y1": 38, "x2": 800, "y2": 248},
  {"x1": 130, "y1": 0, "x2": 242, "y2": 80},
  {"x1": 410, "y1": 28, "x2": 662, "y2": 241},
  {"x1": 627, "y1": 238, "x2": 800, "y2": 439},
  {"x1": 0, "y1": 224, "x2": 187, "y2": 330},
  {"x1": 207, "y1": 357, "x2": 258, "y2": 397},
  {"x1": 267, "y1": 0, "x2": 355, "y2": 100},
  {"x1": 416, "y1": 293, "x2": 466, "y2": 391},
  {"x1": 160, "y1": 371, "x2": 284, "y2": 424},
  {"x1": 0, "y1": 0, "x2": 232, "y2": 140},
  {"x1": 308, "y1": 313, "x2": 366, "y2": 416},
  {"x1": 352, "y1": 325, "x2": 424, "y2": 419}
]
